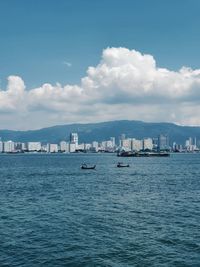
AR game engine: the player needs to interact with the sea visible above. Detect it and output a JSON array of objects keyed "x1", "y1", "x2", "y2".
[{"x1": 0, "y1": 153, "x2": 199, "y2": 267}]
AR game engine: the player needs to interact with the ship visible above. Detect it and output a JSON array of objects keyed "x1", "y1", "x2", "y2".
[{"x1": 117, "y1": 151, "x2": 170, "y2": 157}]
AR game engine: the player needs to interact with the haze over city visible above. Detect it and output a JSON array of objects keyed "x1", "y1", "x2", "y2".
[{"x1": 1, "y1": 0, "x2": 200, "y2": 129}]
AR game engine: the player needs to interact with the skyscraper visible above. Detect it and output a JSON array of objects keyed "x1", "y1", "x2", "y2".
[
  {"x1": 70, "y1": 133, "x2": 78, "y2": 148},
  {"x1": 119, "y1": 134, "x2": 126, "y2": 146},
  {"x1": 158, "y1": 134, "x2": 169, "y2": 151}
]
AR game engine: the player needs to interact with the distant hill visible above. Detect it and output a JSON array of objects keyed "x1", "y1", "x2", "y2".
[{"x1": 0, "y1": 120, "x2": 200, "y2": 145}]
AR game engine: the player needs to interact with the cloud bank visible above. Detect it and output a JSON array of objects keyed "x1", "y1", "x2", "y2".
[{"x1": 1, "y1": 47, "x2": 200, "y2": 129}]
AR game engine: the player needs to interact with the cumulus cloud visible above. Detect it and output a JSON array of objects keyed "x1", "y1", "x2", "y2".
[{"x1": 1, "y1": 47, "x2": 200, "y2": 129}]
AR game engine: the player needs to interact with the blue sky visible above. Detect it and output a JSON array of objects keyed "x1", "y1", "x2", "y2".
[
  {"x1": 1, "y1": 0, "x2": 200, "y2": 88},
  {"x1": 1, "y1": 0, "x2": 200, "y2": 129}
]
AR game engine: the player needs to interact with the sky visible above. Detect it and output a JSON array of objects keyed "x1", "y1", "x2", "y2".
[{"x1": 1, "y1": 0, "x2": 200, "y2": 130}]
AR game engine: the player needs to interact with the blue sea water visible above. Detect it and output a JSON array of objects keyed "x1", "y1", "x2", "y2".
[{"x1": 0, "y1": 153, "x2": 199, "y2": 267}]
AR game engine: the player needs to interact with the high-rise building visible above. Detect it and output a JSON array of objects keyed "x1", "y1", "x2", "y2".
[
  {"x1": 27, "y1": 142, "x2": 41, "y2": 152},
  {"x1": 0, "y1": 141, "x2": 3, "y2": 153},
  {"x1": 110, "y1": 137, "x2": 115, "y2": 147},
  {"x1": 3, "y1": 141, "x2": 15, "y2": 153},
  {"x1": 70, "y1": 133, "x2": 78, "y2": 148},
  {"x1": 143, "y1": 138, "x2": 153, "y2": 150},
  {"x1": 69, "y1": 143, "x2": 76, "y2": 152},
  {"x1": 119, "y1": 134, "x2": 126, "y2": 146},
  {"x1": 131, "y1": 139, "x2": 143, "y2": 151},
  {"x1": 92, "y1": 141, "x2": 99, "y2": 152},
  {"x1": 49, "y1": 144, "x2": 58, "y2": 153},
  {"x1": 60, "y1": 141, "x2": 69, "y2": 152},
  {"x1": 121, "y1": 139, "x2": 132, "y2": 150},
  {"x1": 158, "y1": 134, "x2": 169, "y2": 151}
]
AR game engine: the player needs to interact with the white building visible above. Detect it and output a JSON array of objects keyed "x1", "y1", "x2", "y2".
[
  {"x1": 60, "y1": 141, "x2": 69, "y2": 152},
  {"x1": 69, "y1": 143, "x2": 76, "y2": 153},
  {"x1": 84, "y1": 143, "x2": 92, "y2": 151},
  {"x1": 143, "y1": 138, "x2": 153, "y2": 150},
  {"x1": 21, "y1": 143, "x2": 27, "y2": 151},
  {"x1": 110, "y1": 137, "x2": 115, "y2": 147},
  {"x1": 49, "y1": 144, "x2": 58, "y2": 153},
  {"x1": 70, "y1": 133, "x2": 78, "y2": 148},
  {"x1": 185, "y1": 137, "x2": 196, "y2": 151},
  {"x1": 27, "y1": 142, "x2": 41, "y2": 152},
  {"x1": 77, "y1": 143, "x2": 85, "y2": 150},
  {"x1": 3, "y1": 141, "x2": 15, "y2": 153},
  {"x1": 92, "y1": 141, "x2": 99, "y2": 152},
  {"x1": 121, "y1": 139, "x2": 132, "y2": 150},
  {"x1": 131, "y1": 139, "x2": 143, "y2": 151},
  {"x1": 101, "y1": 139, "x2": 115, "y2": 151},
  {"x1": 0, "y1": 141, "x2": 3, "y2": 152}
]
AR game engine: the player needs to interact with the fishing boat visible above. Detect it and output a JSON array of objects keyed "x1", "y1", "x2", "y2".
[
  {"x1": 81, "y1": 164, "x2": 96, "y2": 170},
  {"x1": 117, "y1": 162, "x2": 130, "y2": 168}
]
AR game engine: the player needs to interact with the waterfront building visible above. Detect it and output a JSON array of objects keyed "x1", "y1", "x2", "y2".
[
  {"x1": 185, "y1": 137, "x2": 195, "y2": 151},
  {"x1": 14, "y1": 142, "x2": 23, "y2": 152},
  {"x1": 69, "y1": 143, "x2": 76, "y2": 153},
  {"x1": 110, "y1": 137, "x2": 115, "y2": 147},
  {"x1": 49, "y1": 144, "x2": 58, "y2": 153},
  {"x1": 143, "y1": 138, "x2": 153, "y2": 151},
  {"x1": 158, "y1": 134, "x2": 169, "y2": 151},
  {"x1": 84, "y1": 143, "x2": 92, "y2": 151},
  {"x1": 3, "y1": 140, "x2": 15, "y2": 153},
  {"x1": 0, "y1": 141, "x2": 3, "y2": 152},
  {"x1": 131, "y1": 139, "x2": 143, "y2": 151},
  {"x1": 70, "y1": 133, "x2": 78, "y2": 148},
  {"x1": 27, "y1": 142, "x2": 41, "y2": 152},
  {"x1": 21, "y1": 143, "x2": 27, "y2": 151},
  {"x1": 41, "y1": 144, "x2": 48, "y2": 152},
  {"x1": 60, "y1": 141, "x2": 69, "y2": 152},
  {"x1": 119, "y1": 134, "x2": 126, "y2": 146},
  {"x1": 101, "y1": 141, "x2": 107, "y2": 149},
  {"x1": 121, "y1": 139, "x2": 132, "y2": 151},
  {"x1": 77, "y1": 143, "x2": 85, "y2": 150},
  {"x1": 152, "y1": 137, "x2": 158, "y2": 150},
  {"x1": 101, "y1": 140, "x2": 115, "y2": 151},
  {"x1": 92, "y1": 141, "x2": 99, "y2": 152}
]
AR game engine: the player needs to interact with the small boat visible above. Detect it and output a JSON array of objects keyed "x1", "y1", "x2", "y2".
[
  {"x1": 81, "y1": 164, "x2": 96, "y2": 170},
  {"x1": 117, "y1": 162, "x2": 130, "y2": 168}
]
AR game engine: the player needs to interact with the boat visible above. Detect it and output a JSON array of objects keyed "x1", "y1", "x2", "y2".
[
  {"x1": 118, "y1": 151, "x2": 170, "y2": 157},
  {"x1": 81, "y1": 164, "x2": 96, "y2": 170},
  {"x1": 117, "y1": 162, "x2": 130, "y2": 167}
]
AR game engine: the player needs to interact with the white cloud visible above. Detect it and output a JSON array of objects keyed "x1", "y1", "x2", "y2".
[
  {"x1": 1, "y1": 47, "x2": 200, "y2": 129},
  {"x1": 63, "y1": 61, "x2": 72, "y2": 67}
]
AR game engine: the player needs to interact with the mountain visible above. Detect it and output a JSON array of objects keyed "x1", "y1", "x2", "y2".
[{"x1": 0, "y1": 120, "x2": 200, "y2": 145}]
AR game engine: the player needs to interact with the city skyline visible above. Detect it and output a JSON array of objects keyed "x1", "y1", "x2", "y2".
[
  {"x1": 1, "y1": 1, "x2": 200, "y2": 129},
  {"x1": 0, "y1": 131, "x2": 198, "y2": 154}
]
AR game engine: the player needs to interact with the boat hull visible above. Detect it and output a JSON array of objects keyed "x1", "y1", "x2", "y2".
[
  {"x1": 118, "y1": 152, "x2": 170, "y2": 157},
  {"x1": 81, "y1": 165, "x2": 96, "y2": 169}
]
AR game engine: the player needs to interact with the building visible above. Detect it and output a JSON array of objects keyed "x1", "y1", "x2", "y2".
[
  {"x1": 60, "y1": 141, "x2": 69, "y2": 152},
  {"x1": 92, "y1": 141, "x2": 99, "y2": 152},
  {"x1": 158, "y1": 134, "x2": 169, "y2": 151},
  {"x1": 21, "y1": 143, "x2": 27, "y2": 151},
  {"x1": 70, "y1": 133, "x2": 78, "y2": 148},
  {"x1": 3, "y1": 141, "x2": 15, "y2": 153},
  {"x1": 84, "y1": 143, "x2": 92, "y2": 151},
  {"x1": 119, "y1": 134, "x2": 126, "y2": 146},
  {"x1": 77, "y1": 143, "x2": 85, "y2": 150},
  {"x1": 27, "y1": 142, "x2": 41, "y2": 152},
  {"x1": 131, "y1": 139, "x2": 143, "y2": 151},
  {"x1": 69, "y1": 143, "x2": 76, "y2": 153},
  {"x1": 143, "y1": 138, "x2": 153, "y2": 151},
  {"x1": 0, "y1": 141, "x2": 3, "y2": 153},
  {"x1": 49, "y1": 144, "x2": 58, "y2": 153},
  {"x1": 121, "y1": 139, "x2": 132, "y2": 151},
  {"x1": 110, "y1": 137, "x2": 115, "y2": 147}
]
